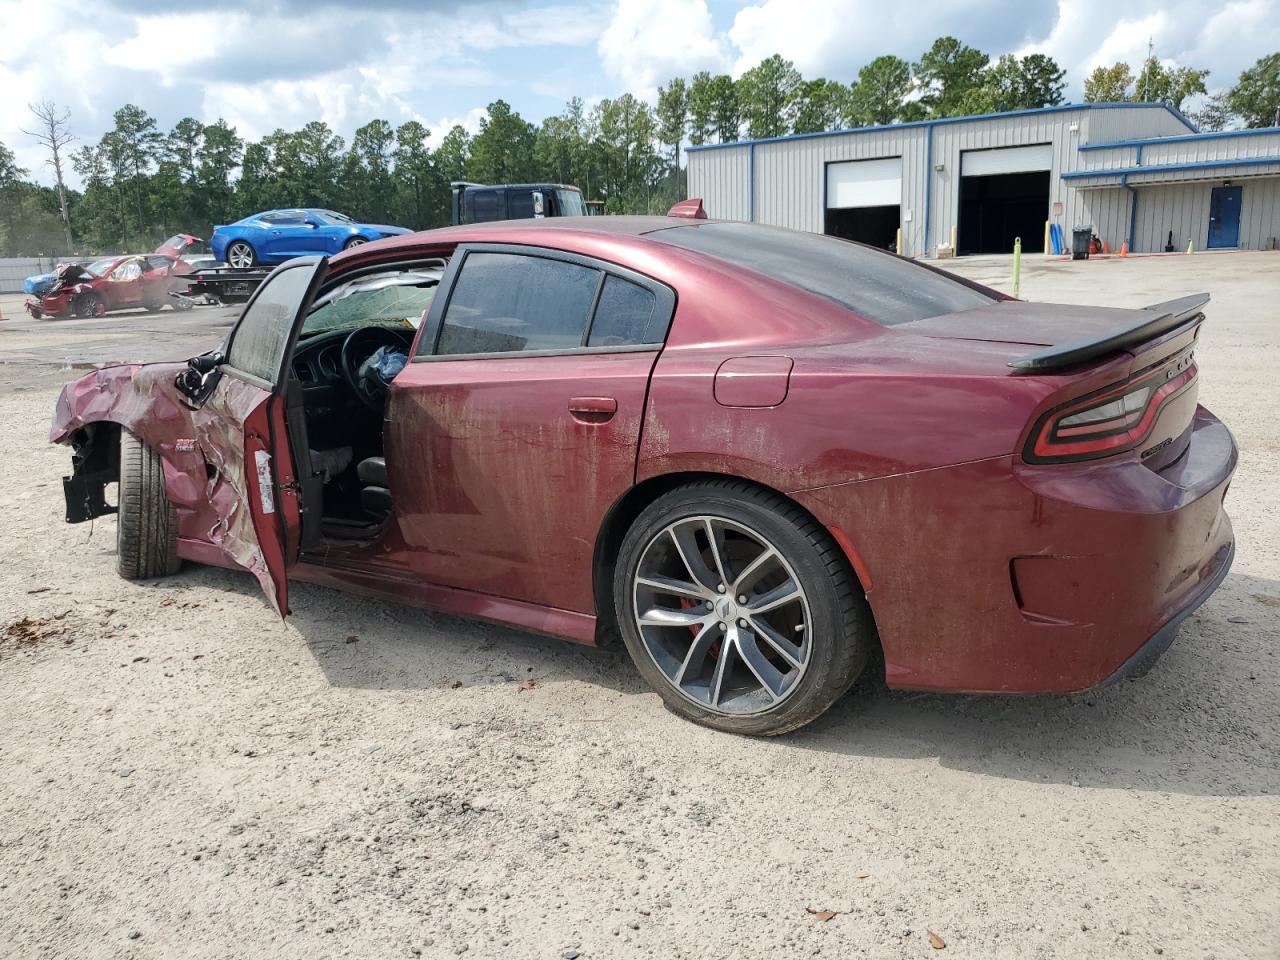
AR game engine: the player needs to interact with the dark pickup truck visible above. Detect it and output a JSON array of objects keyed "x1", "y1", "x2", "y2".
[{"x1": 450, "y1": 182, "x2": 589, "y2": 224}]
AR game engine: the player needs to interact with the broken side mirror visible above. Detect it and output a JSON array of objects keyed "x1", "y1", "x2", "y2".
[{"x1": 175, "y1": 349, "x2": 226, "y2": 407}]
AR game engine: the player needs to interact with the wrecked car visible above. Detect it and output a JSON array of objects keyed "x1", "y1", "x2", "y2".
[
  {"x1": 49, "y1": 205, "x2": 1236, "y2": 735},
  {"x1": 25, "y1": 235, "x2": 202, "y2": 319}
]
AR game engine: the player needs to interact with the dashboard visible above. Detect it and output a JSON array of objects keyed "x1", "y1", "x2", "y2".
[{"x1": 292, "y1": 337, "x2": 344, "y2": 387}]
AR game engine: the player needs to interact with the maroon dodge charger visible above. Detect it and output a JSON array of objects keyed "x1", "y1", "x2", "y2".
[{"x1": 50, "y1": 207, "x2": 1235, "y2": 735}]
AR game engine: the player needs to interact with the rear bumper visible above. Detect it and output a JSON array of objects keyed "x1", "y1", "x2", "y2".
[
  {"x1": 1100, "y1": 539, "x2": 1233, "y2": 685},
  {"x1": 795, "y1": 405, "x2": 1237, "y2": 693}
]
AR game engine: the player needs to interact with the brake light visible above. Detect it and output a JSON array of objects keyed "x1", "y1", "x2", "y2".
[{"x1": 1025, "y1": 355, "x2": 1197, "y2": 463}]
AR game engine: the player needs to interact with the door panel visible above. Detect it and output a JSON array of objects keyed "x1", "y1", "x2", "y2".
[
  {"x1": 186, "y1": 255, "x2": 329, "y2": 615},
  {"x1": 265, "y1": 224, "x2": 314, "y2": 258},
  {"x1": 1208, "y1": 185, "x2": 1242, "y2": 249},
  {"x1": 385, "y1": 350, "x2": 659, "y2": 613}
]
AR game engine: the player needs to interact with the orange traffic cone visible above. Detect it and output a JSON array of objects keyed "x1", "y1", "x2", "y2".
[{"x1": 1119, "y1": 241, "x2": 1129, "y2": 257}]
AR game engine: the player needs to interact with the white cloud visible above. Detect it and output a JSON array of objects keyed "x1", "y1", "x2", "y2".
[
  {"x1": 426, "y1": 107, "x2": 489, "y2": 144},
  {"x1": 597, "y1": 0, "x2": 728, "y2": 98}
]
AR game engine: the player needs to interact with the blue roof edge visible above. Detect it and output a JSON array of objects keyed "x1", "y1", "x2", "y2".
[
  {"x1": 685, "y1": 102, "x2": 1198, "y2": 154},
  {"x1": 1080, "y1": 126, "x2": 1280, "y2": 151},
  {"x1": 1062, "y1": 155, "x2": 1280, "y2": 180}
]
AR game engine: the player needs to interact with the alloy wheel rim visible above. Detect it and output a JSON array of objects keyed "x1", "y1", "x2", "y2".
[
  {"x1": 632, "y1": 515, "x2": 812, "y2": 716},
  {"x1": 346, "y1": 237, "x2": 367, "y2": 248},
  {"x1": 228, "y1": 243, "x2": 253, "y2": 268}
]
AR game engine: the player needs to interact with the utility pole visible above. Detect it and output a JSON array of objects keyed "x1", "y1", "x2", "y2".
[{"x1": 23, "y1": 100, "x2": 76, "y2": 253}]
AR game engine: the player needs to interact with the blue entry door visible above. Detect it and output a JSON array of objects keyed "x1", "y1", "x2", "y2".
[{"x1": 1208, "y1": 185, "x2": 1242, "y2": 248}]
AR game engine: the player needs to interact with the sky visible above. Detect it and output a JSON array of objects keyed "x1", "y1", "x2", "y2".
[{"x1": 2, "y1": 0, "x2": 1277, "y2": 187}]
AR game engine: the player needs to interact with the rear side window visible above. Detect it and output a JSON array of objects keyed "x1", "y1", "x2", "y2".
[
  {"x1": 436, "y1": 252, "x2": 600, "y2": 355},
  {"x1": 471, "y1": 191, "x2": 502, "y2": 222},
  {"x1": 653, "y1": 222, "x2": 995, "y2": 326},
  {"x1": 508, "y1": 191, "x2": 535, "y2": 219},
  {"x1": 588, "y1": 276, "x2": 664, "y2": 346}
]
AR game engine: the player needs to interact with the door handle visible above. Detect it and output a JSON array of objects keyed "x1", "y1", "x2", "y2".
[{"x1": 568, "y1": 396, "x2": 617, "y2": 423}]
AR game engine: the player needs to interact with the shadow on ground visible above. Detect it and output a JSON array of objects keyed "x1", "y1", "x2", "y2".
[{"x1": 153, "y1": 564, "x2": 1280, "y2": 800}]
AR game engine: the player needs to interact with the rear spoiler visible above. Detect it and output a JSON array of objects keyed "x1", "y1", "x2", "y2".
[{"x1": 1008, "y1": 293, "x2": 1210, "y2": 372}]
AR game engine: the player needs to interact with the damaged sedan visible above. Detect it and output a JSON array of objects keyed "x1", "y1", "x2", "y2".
[
  {"x1": 49, "y1": 208, "x2": 1236, "y2": 735},
  {"x1": 25, "y1": 235, "x2": 202, "y2": 319}
]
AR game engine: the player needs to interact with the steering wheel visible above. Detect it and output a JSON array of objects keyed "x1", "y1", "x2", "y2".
[{"x1": 339, "y1": 326, "x2": 414, "y2": 411}]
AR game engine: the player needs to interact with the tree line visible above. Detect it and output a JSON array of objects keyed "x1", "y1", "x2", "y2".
[{"x1": 1, "y1": 42, "x2": 1277, "y2": 258}]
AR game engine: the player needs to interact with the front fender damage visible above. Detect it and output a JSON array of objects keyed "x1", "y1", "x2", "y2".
[{"x1": 50, "y1": 363, "x2": 282, "y2": 609}]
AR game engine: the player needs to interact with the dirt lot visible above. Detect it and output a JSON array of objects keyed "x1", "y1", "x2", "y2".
[{"x1": 1, "y1": 253, "x2": 1277, "y2": 960}]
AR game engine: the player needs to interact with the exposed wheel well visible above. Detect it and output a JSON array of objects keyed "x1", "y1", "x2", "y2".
[
  {"x1": 62, "y1": 421, "x2": 122, "y2": 522},
  {"x1": 591, "y1": 471, "x2": 873, "y2": 648}
]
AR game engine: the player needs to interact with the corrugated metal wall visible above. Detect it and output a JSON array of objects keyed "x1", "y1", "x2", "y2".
[
  {"x1": 1082, "y1": 105, "x2": 1192, "y2": 143},
  {"x1": 1140, "y1": 131, "x2": 1280, "y2": 165},
  {"x1": 687, "y1": 146, "x2": 751, "y2": 222},
  {"x1": 749, "y1": 127, "x2": 929, "y2": 254},
  {"x1": 0, "y1": 257, "x2": 60, "y2": 294},
  {"x1": 1128, "y1": 177, "x2": 1280, "y2": 252},
  {"x1": 684, "y1": 104, "x2": 1280, "y2": 258},
  {"x1": 929, "y1": 110, "x2": 1086, "y2": 252}
]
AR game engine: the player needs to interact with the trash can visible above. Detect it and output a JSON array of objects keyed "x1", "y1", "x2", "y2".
[{"x1": 1072, "y1": 226, "x2": 1092, "y2": 260}]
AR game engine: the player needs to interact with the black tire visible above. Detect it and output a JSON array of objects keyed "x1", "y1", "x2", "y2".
[
  {"x1": 117, "y1": 430, "x2": 181, "y2": 580},
  {"x1": 343, "y1": 236, "x2": 369, "y2": 250},
  {"x1": 614, "y1": 480, "x2": 874, "y2": 736},
  {"x1": 74, "y1": 291, "x2": 104, "y2": 319}
]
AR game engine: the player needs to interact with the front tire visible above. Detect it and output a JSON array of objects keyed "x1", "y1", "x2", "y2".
[
  {"x1": 343, "y1": 236, "x2": 369, "y2": 250},
  {"x1": 73, "y1": 292, "x2": 104, "y2": 319},
  {"x1": 226, "y1": 241, "x2": 257, "y2": 269},
  {"x1": 614, "y1": 480, "x2": 874, "y2": 736},
  {"x1": 117, "y1": 430, "x2": 181, "y2": 580}
]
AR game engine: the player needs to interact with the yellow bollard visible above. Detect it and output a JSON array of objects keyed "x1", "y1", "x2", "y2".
[
  {"x1": 951, "y1": 224, "x2": 958, "y2": 252},
  {"x1": 895, "y1": 226, "x2": 903, "y2": 255},
  {"x1": 1043, "y1": 220, "x2": 1051, "y2": 257},
  {"x1": 1012, "y1": 236, "x2": 1022, "y2": 299},
  {"x1": 1186, "y1": 239, "x2": 1194, "y2": 254}
]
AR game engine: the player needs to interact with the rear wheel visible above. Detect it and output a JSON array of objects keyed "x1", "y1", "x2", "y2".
[
  {"x1": 614, "y1": 480, "x2": 874, "y2": 735},
  {"x1": 227, "y1": 241, "x2": 256, "y2": 269},
  {"x1": 117, "y1": 430, "x2": 181, "y2": 580},
  {"x1": 343, "y1": 236, "x2": 369, "y2": 250}
]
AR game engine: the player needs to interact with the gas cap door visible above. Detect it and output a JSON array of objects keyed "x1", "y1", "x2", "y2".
[{"x1": 713, "y1": 356, "x2": 794, "y2": 408}]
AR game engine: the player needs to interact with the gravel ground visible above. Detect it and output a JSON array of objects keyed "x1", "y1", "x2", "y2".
[{"x1": 0, "y1": 254, "x2": 1277, "y2": 960}]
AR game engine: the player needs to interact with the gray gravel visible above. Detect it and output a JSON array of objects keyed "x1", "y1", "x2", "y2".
[{"x1": 0, "y1": 253, "x2": 1277, "y2": 959}]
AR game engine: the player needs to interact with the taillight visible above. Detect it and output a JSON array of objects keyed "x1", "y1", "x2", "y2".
[{"x1": 1024, "y1": 355, "x2": 1197, "y2": 463}]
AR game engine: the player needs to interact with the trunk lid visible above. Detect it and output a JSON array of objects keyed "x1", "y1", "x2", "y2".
[{"x1": 902, "y1": 295, "x2": 1209, "y2": 468}]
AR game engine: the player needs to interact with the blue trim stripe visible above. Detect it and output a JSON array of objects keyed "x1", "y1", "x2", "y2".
[
  {"x1": 684, "y1": 102, "x2": 1197, "y2": 154},
  {"x1": 1080, "y1": 126, "x2": 1280, "y2": 151},
  {"x1": 1063, "y1": 155, "x2": 1280, "y2": 180}
]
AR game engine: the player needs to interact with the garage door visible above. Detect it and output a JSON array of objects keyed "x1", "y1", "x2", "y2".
[
  {"x1": 961, "y1": 144, "x2": 1053, "y2": 177},
  {"x1": 826, "y1": 158, "x2": 902, "y2": 208}
]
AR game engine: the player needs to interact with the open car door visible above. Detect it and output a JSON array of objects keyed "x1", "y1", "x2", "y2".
[{"x1": 175, "y1": 255, "x2": 327, "y2": 616}]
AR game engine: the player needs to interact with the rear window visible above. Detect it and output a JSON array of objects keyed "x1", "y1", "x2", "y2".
[{"x1": 652, "y1": 222, "x2": 995, "y2": 326}]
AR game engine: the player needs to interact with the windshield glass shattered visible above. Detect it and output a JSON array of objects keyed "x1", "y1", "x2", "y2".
[{"x1": 301, "y1": 265, "x2": 446, "y2": 338}]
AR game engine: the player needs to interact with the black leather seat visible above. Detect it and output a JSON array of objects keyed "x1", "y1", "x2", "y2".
[
  {"x1": 357, "y1": 456, "x2": 386, "y2": 487},
  {"x1": 357, "y1": 457, "x2": 390, "y2": 520}
]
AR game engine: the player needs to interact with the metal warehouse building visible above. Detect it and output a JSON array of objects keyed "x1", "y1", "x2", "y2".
[{"x1": 686, "y1": 103, "x2": 1280, "y2": 257}]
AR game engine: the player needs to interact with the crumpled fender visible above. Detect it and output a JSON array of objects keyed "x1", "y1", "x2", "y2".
[{"x1": 50, "y1": 363, "x2": 280, "y2": 608}]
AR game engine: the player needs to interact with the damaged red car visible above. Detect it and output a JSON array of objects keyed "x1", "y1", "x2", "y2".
[
  {"x1": 49, "y1": 211, "x2": 1236, "y2": 735},
  {"x1": 26, "y1": 235, "x2": 201, "y2": 319}
]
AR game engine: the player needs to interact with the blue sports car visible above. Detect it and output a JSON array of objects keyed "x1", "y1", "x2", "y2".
[{"x1": 210, "y1": 209, "x2": 412, "y2": 268}]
